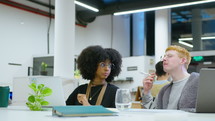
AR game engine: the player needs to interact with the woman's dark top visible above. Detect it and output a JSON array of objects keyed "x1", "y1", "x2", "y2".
[{"x1": 66, "y1": 83, "x2": 119, "y2": 108}]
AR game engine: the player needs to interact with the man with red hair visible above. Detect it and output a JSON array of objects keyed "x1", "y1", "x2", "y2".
[{"x1": 142, "y1": 45, "x2": 199, "y2": 110}]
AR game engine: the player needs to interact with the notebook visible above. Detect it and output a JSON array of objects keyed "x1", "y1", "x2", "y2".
[
  {"x1": 182, "y1": 68, "x2": 215, "y2": 113},
  {"x1": 13, "y1": 76, "x2": 66, "y2": 107},
  {"x1": 52, "y1": 105, "x2": 118, "y2": 117}
]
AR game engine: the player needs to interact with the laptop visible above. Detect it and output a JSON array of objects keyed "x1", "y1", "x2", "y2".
[
  {"x1": 183, "y1": 68, "x2": 215, "y2": 113},
  {"x1": 13, "y1": 76, "x2": 66, "y2": 107}
]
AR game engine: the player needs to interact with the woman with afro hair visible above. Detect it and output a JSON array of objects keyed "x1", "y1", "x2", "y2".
[{"x1": 66, "y1": 45, "x2": 122, "y2": 108}]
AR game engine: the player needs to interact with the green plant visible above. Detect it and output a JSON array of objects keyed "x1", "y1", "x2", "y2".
[
  {"x1": 41, "y1": 62, "x2": 48, "y2": 71},
  {"x1": 26, "y1": 82, "x2": 52, "y2": 111},
  {"x1": 74, "y1": 69, "x2": 81, "y2": 79}
]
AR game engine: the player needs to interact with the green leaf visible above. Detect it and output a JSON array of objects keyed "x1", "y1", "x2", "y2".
[
  {"x1": 26, "y1": 102, "x2": 42, "y2": 111},
  {"x1": 29, "y1": 83, "x2": 36, "y2": 90},
  {"x1": 31, "y1": 104, "x2": 42, "y2": 111},
  {"x1": 28, "y1": 95, "x2": 35, "y2": 103},
  {"x1": 41, "y1": 87, "x2": 52, "y2": 96},
  {"x1": 26, "y1": 102, "x2": 32, "y2": 107},
  {"x1": 40, "y1": 101, "x2": 49, "y2": 106},
  {"x1": 35, "y1": 98, "x2": 44, "y2": 102},
  {"x1": 29, "y1": 83, "x2": 38, "y2": 93},
  {"x1": 41, "y1": 62, "x2": 48, "y2": 71},
  {"x1": 38, "y1": 84, "x2": 45, "y2": 90}
]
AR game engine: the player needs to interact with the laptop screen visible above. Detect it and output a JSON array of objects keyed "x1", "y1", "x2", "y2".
[{"x1": 196, "y1": 68, "x2": 215, "y2": 113}]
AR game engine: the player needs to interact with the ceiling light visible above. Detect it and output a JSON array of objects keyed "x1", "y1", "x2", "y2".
[
  {"x1": 74, "y1": 1, "x2": 99, "y2": 12},
  {"x1": 179, "y1": 41, "x2": 193, "y2": 48},
  {"x1": 179, "y1": 38, "x2": 193, "y2": 41},
  {"x1": 179, "y1": 36, "x2": 215, "y2": 41},
  {"x1": 202, "y1": 36, "x2": 215, "y2": 40},
  {"x1": 114, "y1": 0, "x2": 215, "y2": 15}
]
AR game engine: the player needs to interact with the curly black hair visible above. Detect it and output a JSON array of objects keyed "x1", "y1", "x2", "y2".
[
  {"x1": 155, "y1": 61, "x2": 166, "y2": 77},
  {"x1": 77, "y1": 45, "x2": 122, "y2": 82}
]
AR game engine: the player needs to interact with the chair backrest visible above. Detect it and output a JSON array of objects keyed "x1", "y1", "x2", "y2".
[{"x1": 135, "y1": 86, "x2": 143, "y2": 101}]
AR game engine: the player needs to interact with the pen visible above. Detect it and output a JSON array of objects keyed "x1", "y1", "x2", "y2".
[{"x1": 140, "y1": 71, "x2": 156, "y2": 81}]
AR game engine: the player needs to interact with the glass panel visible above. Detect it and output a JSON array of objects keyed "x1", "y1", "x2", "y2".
[
  {"x1": 171, "y1": 3, "x2": 215, "y2": 51},
  {"x1": 132, "y1": 12, "x2": 145, "y2": 56}
]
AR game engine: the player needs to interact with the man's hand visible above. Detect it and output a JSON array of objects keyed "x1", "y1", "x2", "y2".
[{"x1": 143, "y1": 73, "x2": 156, "y2": 95}]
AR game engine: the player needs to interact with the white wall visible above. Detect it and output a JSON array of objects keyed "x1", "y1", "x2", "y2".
[
  {"x1": 0, "y1": 4, "x2": 131, "y2": 87},
  {"x1": 113, "y1": 56, "x2": 155, "y2": 92},
  {"x1": 75, "y1": 14, "x2": 130, "y2": 57},
  {"x1": 0, "y1": 4, "x2": 54, "y2": 86},
  {"x1": 112, "y1": 15, "x2": 131, "y2": 57},
  {"x1": 75, "y1": 15, "x2": 112, "y2": 55}
]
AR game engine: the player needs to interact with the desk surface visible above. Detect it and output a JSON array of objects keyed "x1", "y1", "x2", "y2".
[{"x1": 1, "y1": 106, "x2": 215, "y2": 121}]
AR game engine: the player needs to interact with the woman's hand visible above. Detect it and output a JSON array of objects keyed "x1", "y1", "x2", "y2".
[
  {"x1": 143, "y1": 73, "x2": 155, "y2": 95},
  {"x1": 77, "y1": 94, "x2": 91, "y2": 106}
]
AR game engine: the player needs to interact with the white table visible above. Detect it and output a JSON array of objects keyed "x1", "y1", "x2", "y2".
[{"x1": 1, "y1": 106, "x2": 215, "y2": 121}]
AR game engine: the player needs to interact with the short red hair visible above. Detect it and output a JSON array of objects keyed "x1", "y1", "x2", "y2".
[{"x1": 165, "y1": 45, "x2": 191, "y2": 69}]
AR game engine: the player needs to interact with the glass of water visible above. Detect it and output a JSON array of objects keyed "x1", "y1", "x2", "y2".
[{"x1": 115, "y1": 89, "x2": 132, "y2": 111}]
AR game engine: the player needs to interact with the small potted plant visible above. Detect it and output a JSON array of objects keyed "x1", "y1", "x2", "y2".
[
  {"x1": 40, "y1": 62, "x2": 48, "y2": 75},
  {"x1": 74, "y1": 69, "x2": 81, "y2": 79},
  {"x1": 26, "y1": 82, "x2": 52, "y2": 111}
]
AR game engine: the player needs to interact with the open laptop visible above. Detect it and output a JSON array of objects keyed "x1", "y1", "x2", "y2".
[
  {"x1": 183, "y1": 68, "x2": 215, "y2": 113},
  {"x1": 13, "y1": 76, "x2": 66, "y2": 107}
]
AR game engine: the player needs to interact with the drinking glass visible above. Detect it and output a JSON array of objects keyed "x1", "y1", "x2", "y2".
[{"x1": 115, "y1": 89, "x2": 132, "y2": 111}]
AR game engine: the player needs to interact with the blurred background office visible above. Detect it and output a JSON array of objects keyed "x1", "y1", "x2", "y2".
[{"x1": 1, "y1": 0, "x2": 215, "y2": 102}]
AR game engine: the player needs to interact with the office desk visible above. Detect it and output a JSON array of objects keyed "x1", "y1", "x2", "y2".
[{"x1": 1, "y1": 106, "x2": 215, "y2": 121}]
